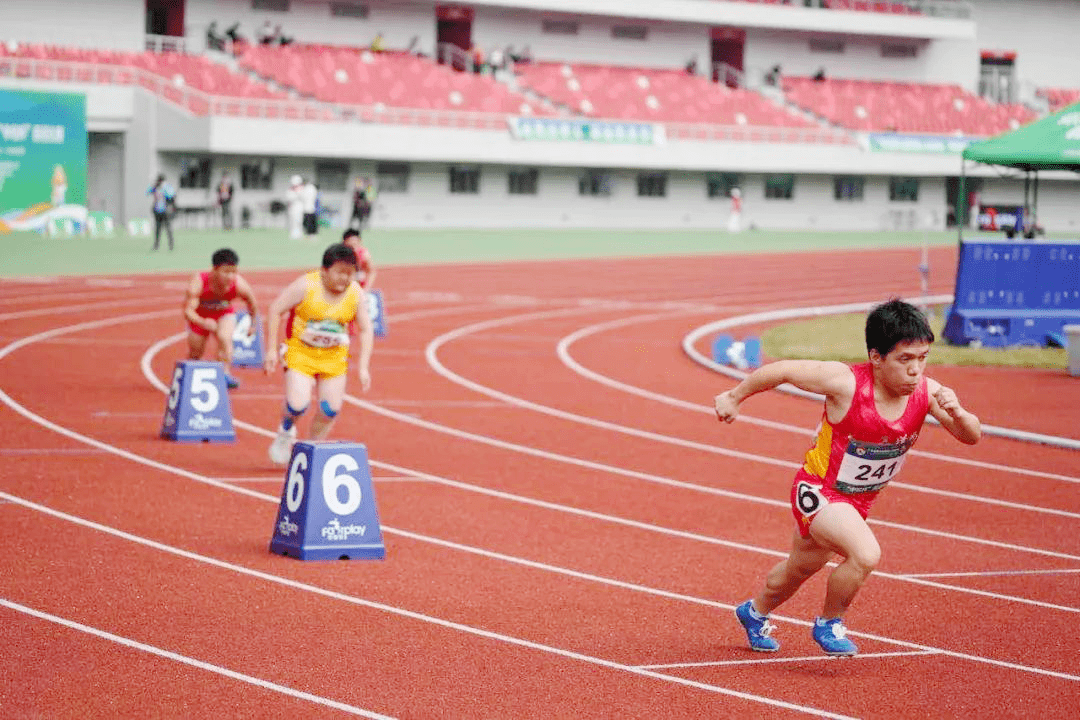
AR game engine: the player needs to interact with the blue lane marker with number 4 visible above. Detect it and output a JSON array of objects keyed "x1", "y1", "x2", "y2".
[
  {"x1": 269, "y1": 441, "x2": 386, "y2": 561},
  {"x1": 160, "y1": 360, "x2": 236, "y2": 442},
  {"x1": 230, "y1": 311, "x2": 265, "y2": 368},
  {"x1": 366, "y1": 289, "x2": 387, "y2": 338}
]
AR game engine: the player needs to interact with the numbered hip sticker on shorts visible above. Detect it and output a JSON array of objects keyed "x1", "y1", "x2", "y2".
[{"x1": 795, "y1": 481, "x2": 827, "y2": 518}]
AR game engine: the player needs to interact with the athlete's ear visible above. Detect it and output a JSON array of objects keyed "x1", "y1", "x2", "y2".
[{"x1": 868, "y1": 348, "x2": 883, "y2": 366}]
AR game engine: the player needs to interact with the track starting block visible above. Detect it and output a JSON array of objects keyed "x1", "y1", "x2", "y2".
[
  {"x1": 160, "y1": 360, "x2": 236, "y2": 442},
  {"x1": 711, "y1": 334, "x2": 762, "y2": 370},
  {"x1": 230, "y1": 311, "x2": 265, "y2": 368},
  {"x1": 269, "y1": 441, "x2": 386, "y2": 561}
]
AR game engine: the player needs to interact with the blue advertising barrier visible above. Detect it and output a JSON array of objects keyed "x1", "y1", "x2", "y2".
[
  {"x1": 944, "y1": 239, "x2": 1080, "y2": 347},
  {"x1": 269, "y1": 442, "x2": 386, "y2": 561},
  {"x1": 160, "y1": 360, "x2": 236, "y2": 442},
  {"x1": 230, "y1": 311, "x2": 264, "y2": 368}
]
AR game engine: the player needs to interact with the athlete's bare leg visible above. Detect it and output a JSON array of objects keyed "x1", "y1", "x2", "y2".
[
  {"x1": 807, "y1": 502, "x2": 881, "y2": 619},
  {"x1": 214, "y1": 314, "x2": 237, "y2": 368},
  {"x1": 186, "y1": 330, "x2": 208, "y2": 360},
  {"x1": 753, "y1": 530, "x2": 834, "y2": 616},
  {"x1": 308, "y1": 373, "x2": 347, "y2": 440}
]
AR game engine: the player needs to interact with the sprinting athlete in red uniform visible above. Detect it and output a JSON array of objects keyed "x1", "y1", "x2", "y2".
[
  {"x1": 183, "y1": 248, "x2": 259, "y2": 390},
  {"x1": 714, "y1": 299, "x2": 981, "y2": 656}
]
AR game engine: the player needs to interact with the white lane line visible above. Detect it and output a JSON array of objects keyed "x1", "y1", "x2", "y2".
[
  {"x1": 0, "y1": 295, "x2": 176, "y2": 322},
  {"x1": 900, "y1": 568, "x2": 1080, "y2": 579},
  {"x1": 0, "y1": 598, "x2": 395, "y2": 719},
  {"x1": 0, "y1": 494, "x2": 855, "y2": 719},
  {"x1": 638, "y1": 650, "x2": 941, "y2": 670},
  {"x1": 8, "y1": 309, "x2": 1080, "y2": 688},
  {"x1": 0, "y1": 448, "x2": 109, "y2": 455},
  {"x1": 557, "y1": 310, "x2": 1080, "y2": 485},
  {"x1": 681, "y1": 302, "x2": 1080, "y2": 451},
  {"x1": 425, "y1": 307, "x2": 1080, "y2": 521}
]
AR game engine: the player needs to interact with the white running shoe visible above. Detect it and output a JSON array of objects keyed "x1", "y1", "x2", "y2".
[{"x1": 268, "y1": 424, "x2": 297, "y2": 465}]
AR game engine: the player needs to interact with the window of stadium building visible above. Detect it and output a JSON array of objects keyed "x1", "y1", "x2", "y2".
[
  {"x1": 579, "y1": 171, "x2": 613, "y2": 197},
  {"x1": 316, "y1": 161, "x2": 350, "y2": 192},
  {"x1": 179, "y1": 157, "x2": 211, "y2": 189},
  {"x1": 765, "y1": 175, "x2": 795, "y2": 200},
  {"x1": 707, "y1": 172, "x2": 741, "y2": 199},
  {"x1": 636, "y1": 172, "x2": 667, "y2": 198},
  {"x1": 241, "y1": 159, "x2": 274, "y2": 190},
  {"x1": 376, "y1": 163, "x2": 409, "y2": 193},
  {"x1": 889, "y1": 177, "x2": 919, "y2": 202},
  {"x1": 834, "y1": 176, "x2": 864, "y2": 202},
  {"x1": 449, "y1": 166, "x2": 481, "y2": 194},
  {"x1": 508, "y1": 168, "x2": 539, "y2": 195}
]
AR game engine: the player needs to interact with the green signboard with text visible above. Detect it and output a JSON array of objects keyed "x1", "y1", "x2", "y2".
[{"x1": 0, "y1": 88, "x2": 88, "y2": 233}]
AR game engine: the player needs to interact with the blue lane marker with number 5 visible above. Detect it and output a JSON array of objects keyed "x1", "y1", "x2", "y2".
[
  {"x1": 269, "y1": 441, "x2": 386, "y2": 561},
  {"x1": 160, "y1": 360, "x2": 236, "y2": 442}
]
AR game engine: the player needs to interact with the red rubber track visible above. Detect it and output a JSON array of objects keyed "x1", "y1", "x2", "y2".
[{"x1": 1, "y1": 248, "x2": 1078, "y2": 718}]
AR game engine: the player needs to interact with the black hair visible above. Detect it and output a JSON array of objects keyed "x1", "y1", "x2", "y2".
[
  {"x1": 865, "y1": 299, "x2": 935, "y2": 357},
  {"x1": 322, "y1": 243, "x2": 358, "y2": 269},
  {"x1": 342, "y1": 228, "x2": 360, "y2": 242},
  {"x1": 211, "y1": 248, "x2": 239, "y2": 267}
]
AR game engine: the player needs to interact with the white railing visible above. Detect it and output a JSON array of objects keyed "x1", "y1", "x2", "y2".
[
  {"x1": 711, "y1": 61, "x2": 745, "y2": 88},
  {"x1": 714, "y1": 1, "x2": 972, "y2": 20},
  {"x1": 0, "y1": 55, "x2": 856, "y2": 145}
]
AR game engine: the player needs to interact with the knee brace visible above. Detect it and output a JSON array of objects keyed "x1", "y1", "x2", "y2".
[
  {"x1": 319, "y1": 399, "x2": 339, "y2": 418},
  {"x1": 281, "y1": 402, "x2": 306, "y2": 431}
]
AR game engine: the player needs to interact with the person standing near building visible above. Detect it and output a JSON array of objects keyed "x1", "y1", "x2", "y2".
[
  {"x1": 263, "y1": 243, "x2": 374, "y2": 465},
  {"x1": 301, "y1": 178, "x2": 319, "y2": 237},
  {"x1": 715, "y1": 299, "x2": 980, "y2": 656},
  {"x1": 217, "y1": 171, "x2": 235, "y2": 230},
  {"x1": 727, "y1": 187, "x2": 742, "y2": 233},
  {"x1": 286, "y1": 174, "x2": 304, "y2": 240},
  {"x1": 148, "y1": 173, "x2": 176, "y2": 251}
]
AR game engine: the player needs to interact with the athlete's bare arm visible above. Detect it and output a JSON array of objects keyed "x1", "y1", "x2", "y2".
[
  {"x1": 183, "y1": 273, "x2": 215, "y2": 331},
  {"x1": 361, "y1": 256, "x2": 377, "y2": 290},
  {"x1": 262, "y1": 276, "x2": 308, "y2": 373},
  {"x1": 926, "y1": 378, "x2": 981, "y2": 444},
  {"x1": 354, "y1": 283, "x2": 374, "y2": 392},
  {"x1": 235, "y1": 275, "x2": 259, "y2": 338},
  {"x1": 715, "y1": 360, "x2": 855, "y2": 424}
]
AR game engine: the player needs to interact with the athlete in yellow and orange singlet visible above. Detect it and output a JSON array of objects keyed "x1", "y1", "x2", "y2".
[{"x1": 263, "y1": 243, "x2": 373, "y2": 464}]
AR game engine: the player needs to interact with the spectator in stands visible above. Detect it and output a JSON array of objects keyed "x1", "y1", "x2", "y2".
[
  {"x1": 813, "y1": 67, "x2": 827, "y2": 82},
  {"x1": 216, "y1": 171, "x2": 235, "y2": 230},
  {"x1": 489, "y1": 47, "x2": 505, "y2": 74},
  {"x1": 225, "y1": 22, "x2": 243, "y2": 45},
  {"x1": 728, "y1": 187, "x2": 743, "y2": 234},
  {"x1": 471, "y1": 44, "x2": 485, "y2": 74},
  {"x1": 147, "y1": 174, "x2": 176, "y2": 252},
  {"x1": 765, "y1": 64, "x2": 782, "y2": 86},
  {"x1": 276, "y1": 25, "x2": 294, "y2": 46},
  {"x1": 286, "y1": 175, "x2": 304, "y2": 241},
  {"x1": 301, "y1": 179, "x2": 319, "y2": 237},
  {"x1": 685, "y1": 55, "x2": 698, "y2": 76},
  {"x1": 206, "y1": 22, "x2": 225, "y2": 52},
  {"x1": 258, "y1": 21, "x2": 277, "y2": 45},
  {"x1": 371, "y1": 32, "x2": 385, "y2": 53}
]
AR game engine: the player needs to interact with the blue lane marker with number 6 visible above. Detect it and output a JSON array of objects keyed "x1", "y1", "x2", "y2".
[
  {"x1": 269, "y1": 441, "x2": 386, "y2": 561},
  {"x1": 160, "y1": 360, "x2": 236, "y2": 442}
]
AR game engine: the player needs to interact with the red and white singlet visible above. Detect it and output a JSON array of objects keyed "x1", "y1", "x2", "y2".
[{"x1": 790, "y1": 362, "x2": 929, "y2": 537}]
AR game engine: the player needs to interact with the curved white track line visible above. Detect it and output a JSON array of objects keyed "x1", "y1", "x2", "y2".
[
  {"x1": 557, "y1": 311, "x2": 1080, "y2": 486},
  {"x1": 681, "y1": 300, "x2": 1080, "y2": 451},
  {"x1": 0, "y1": 598, "x2": 392, "y2": 718},
  {"x1": 4, "y1": 307, "x2": 1078, "y2": 693},
  {"x1": 425, "y1": 307, "x2": 1080, "y2": 519}
]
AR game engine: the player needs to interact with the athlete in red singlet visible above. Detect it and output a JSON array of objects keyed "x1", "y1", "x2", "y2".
[
  {"x1": 183, "y1": 248, "x2": 259, "y2": 389},
  {"x1": 714, "y1": 299, "x2": 981, "y2": 656}
]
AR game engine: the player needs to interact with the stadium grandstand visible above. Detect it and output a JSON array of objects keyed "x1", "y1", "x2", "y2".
[{"x1": 0, "y1": 0, "x2": 1077, "y2": 232}]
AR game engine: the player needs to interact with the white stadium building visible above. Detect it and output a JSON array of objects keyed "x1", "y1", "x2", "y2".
[{"x1": 1, "y1": 0, "x2": 1078, "y2": 232}]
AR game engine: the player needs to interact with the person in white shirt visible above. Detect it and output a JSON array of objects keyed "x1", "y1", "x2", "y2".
[
  {"x1": 301, "y1": 179, "x2": 319, "y2": 237},
  {"x1": 286, "y1": 175, "x2": 304, "y2": 240}
]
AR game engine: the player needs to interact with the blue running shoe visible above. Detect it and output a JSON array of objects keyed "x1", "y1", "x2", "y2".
[
  {"x1": 735, "y1": 600, "x2": 779, "y2": 652},
  {"x1": 225, "y1": 374, "x2": 240, "y2": 390},
  {"x1": 812, "y1": 617, "x2": 858, "y2": 656}
]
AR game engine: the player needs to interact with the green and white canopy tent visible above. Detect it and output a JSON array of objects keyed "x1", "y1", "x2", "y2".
[{"x1": 959, "y1": 101, "x2": 1080, "y2": 238}]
